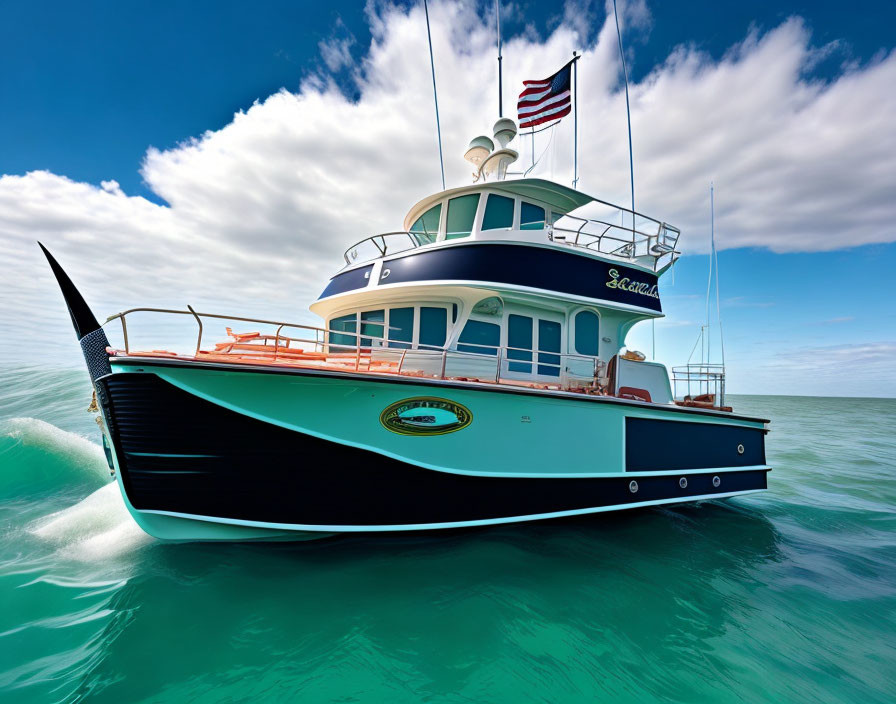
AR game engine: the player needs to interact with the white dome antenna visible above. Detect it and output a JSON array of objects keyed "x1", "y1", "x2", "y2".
[
  {"x1": 464, "y1": 135, "x2": 495, "y2": 167},
  {"x1": 493, "y1": 118, "x2": 517, "y2": 148}
]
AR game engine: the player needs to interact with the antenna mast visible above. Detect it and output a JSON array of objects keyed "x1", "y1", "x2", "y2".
[
  {"x1": 613, "y1": 0, "x2": 642, "y2": 353},
  {"x1": 496, "y1": 0, "x2": 503, "y2": 117},
  {"x1": 423, "y1": 0, "x2": 446, "y2": 190}
]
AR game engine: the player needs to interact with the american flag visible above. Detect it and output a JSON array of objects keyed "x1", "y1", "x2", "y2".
[{"x1": 517, "y1": 61, "x2": 573, "y2": 129}]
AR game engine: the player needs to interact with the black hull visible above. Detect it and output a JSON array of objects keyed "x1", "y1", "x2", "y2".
[{"x1": 96, "y1": 373, "x2": 768, "y2": 529}]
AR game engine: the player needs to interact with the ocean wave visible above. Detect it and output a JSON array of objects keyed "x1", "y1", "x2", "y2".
[{"x1": 0, "y1": 417, "x2": 109, "y2": 497}]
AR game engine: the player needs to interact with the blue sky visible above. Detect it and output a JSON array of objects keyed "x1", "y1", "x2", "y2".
[
  {"x1": 3, "y1": 1, "x2": 890, "y2": 199},
  {"x1": 1, "y1": 0, "x2": 894, "y2": 396}
]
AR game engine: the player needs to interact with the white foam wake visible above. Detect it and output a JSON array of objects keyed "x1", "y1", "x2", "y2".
[{"x1": 30, "y1": 483, "x2": 154, "y2": 561}]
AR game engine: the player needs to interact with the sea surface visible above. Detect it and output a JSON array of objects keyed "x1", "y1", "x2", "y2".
[{"x1": 1, "y1": 366, "x2": 894, "y2": 703}]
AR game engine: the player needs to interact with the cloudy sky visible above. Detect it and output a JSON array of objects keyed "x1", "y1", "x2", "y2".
[{"x1": 1, "y1": 0, "x2": 894, "y2": 396}]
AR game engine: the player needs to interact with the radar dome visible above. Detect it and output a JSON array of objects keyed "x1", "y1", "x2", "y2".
[
  {"x1": 464, "y1": 135, "x2": 495, "y2": 166},
  {"x1": 493, "y1": 118, "x2": 518, "y2": 148}
]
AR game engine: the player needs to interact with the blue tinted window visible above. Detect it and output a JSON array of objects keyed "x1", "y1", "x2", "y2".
[
  {"x1": 482, "y1": 194, "x2": 514, "y2": 231},
  {"x1": 574, "y1": 311, "x2": 599, "y2": 356},
  {"x1": 360, "y1": 309, "x2": 384, "y2": 346},
  {"x1": 445, "y1": 194, "x2": 480, "y2": 240},
  {"x1": 520, "y1": 202, "x2": 545, "y2": 230},
  {"x1": 458, "y1": 320, "x2": 500, "y2": 355},
  {"x1": 507, "y1": 314, "x2": 533, "y2": 373},
  {"x1": 410, "y1": 204, "x2": 441, "y2": 244},
  {"x1": 388, "y1": 307, "x2": 414, "y2": 349},
  {"x1": 419, "y1": 307, "x2": 448, "y2": 349},
  {"x1": 538, "y1": 320, "x2": 561, "y2": 376},
  {"x1": 329, "y1": 313, "x2": 356, "y2": 349}
]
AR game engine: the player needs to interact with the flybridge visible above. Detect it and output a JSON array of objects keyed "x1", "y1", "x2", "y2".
[{"x1": 340, "y1": 178, "x2": 681, "y2": 275}]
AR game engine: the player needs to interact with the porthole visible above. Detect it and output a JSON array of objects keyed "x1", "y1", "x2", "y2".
[
  {"x1": 629, "y1": 480, "x2": 638, "y2": 494},
  {"x1": 712, "y1": 475, "x2": 721, "y2": 488},
  {"x1": 737, "y1": 444, "x2": 745, "y2": 455},
  {"x1": 679, "y1": 477, "x2": 688, "y2": 489}
]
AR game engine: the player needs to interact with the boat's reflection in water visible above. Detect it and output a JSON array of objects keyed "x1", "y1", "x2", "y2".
[{"x1": 73, "y1": 501, "x2": 782, "y2": 701}]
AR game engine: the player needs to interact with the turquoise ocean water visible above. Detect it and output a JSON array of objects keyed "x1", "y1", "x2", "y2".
[{"x1": 1, "y1": 366, "x2": 894, "y2": 702}]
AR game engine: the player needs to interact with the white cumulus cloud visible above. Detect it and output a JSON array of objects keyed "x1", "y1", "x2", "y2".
[{"x1": 1, "y1": 0, "x2": 895, "y2": 368}]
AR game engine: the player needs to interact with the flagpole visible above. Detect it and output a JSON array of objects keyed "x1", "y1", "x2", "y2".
[
  {"x1": 496, "y1": 0, "x2": 503, "y2": 117},
  {"x1": 422, "y1": 0, "x2": 445, "y2": 191},
  {"x1": 572, "y1": 51, "x2": 578, "y2": 189}
]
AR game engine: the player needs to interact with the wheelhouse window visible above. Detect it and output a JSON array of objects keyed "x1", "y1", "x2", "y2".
[
  {"x1": 330, "y1": 304, "x2": 453, "y2": 352},
  {"x1": 419, "y1": 307, "x2": 448, "y2": 349},
  {"x1": 458, "y1": 320, "x2": 500, "y2": 355},
  {"x1": 507, "y1": 314, "x2": 533, "y2": 372},
  {"x1": 387, "y1": 307, "x2": 414, "y2": 349},
  {"x1": 445, "y1": 194, "x2": 480, "y2": 240},
  {"x1": 328, "y1": 314, "x2": 357, "y2": 349},
  {"x1": 481, "y1": 194, "x2": 514, "y2": 231},
  {"x1": 360, "y1": 309, "x2": 385, "y2": 346},
  {"x1": 520, "y1": 202, "x2": 545, "y2": 230},
  {"x1": 574, "y1": 310, "x2": 600, "y2": 356},
  {"x1": 538, "y1": 320, "x2": 561, "y2": 376},
  {"x1": 409, "y1": 204, "x2": 441, "y2": 244}
]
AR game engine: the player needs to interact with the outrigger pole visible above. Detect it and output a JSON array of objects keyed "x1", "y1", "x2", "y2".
[{"x1": 423, "y1": 0, "x2": 446, "y2": 191}]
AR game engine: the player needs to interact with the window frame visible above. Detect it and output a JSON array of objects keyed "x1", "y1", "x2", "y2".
[
  {"x1": 444, "y1": 193, "x2": 482, "y2": 240},
  {"x1": 572, "y1": 308, "x2": 601, "y2": 358},
  {"x1": 520, "y1": 201, "x2": 547, "y2": 231},
  {"x1": 481, "y1": 192, "x2": 516, "y2": 232},
  {"x1": 328, "y1": 302, "x2": 457, "y2": 351}
]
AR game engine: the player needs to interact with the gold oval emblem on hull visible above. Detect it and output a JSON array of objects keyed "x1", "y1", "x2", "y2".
[{"x1": 380, "y1": 397, "x2": 473, "y2": 436}]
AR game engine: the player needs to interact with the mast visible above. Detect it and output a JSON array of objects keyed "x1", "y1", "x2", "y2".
[{"x1": 423, "y1": 0, "x2": 446, "y2": 190}]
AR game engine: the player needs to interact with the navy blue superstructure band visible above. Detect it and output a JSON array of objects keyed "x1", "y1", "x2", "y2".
[{"x1": 319, "y1": 243, "x2": 662, "y2": 312}]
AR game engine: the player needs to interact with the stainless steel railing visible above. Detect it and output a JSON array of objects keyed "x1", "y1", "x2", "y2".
[
  {"x1": 550, "y1": 214, "x2": 680, "y2": 271},
  {"x1": 343, "y1": 231, "x2": 433, "y2": 265},
  {"x1": 671, "y1": 364, "x2": 726, "y2": 407},
  {"x1": 103, "y1": 308, "x2": 606, "y2": 392}
]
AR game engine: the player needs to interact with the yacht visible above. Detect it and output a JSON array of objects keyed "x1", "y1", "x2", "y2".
[{"x1": 42, "y1": 119, "x2": 770, "y2": 541}]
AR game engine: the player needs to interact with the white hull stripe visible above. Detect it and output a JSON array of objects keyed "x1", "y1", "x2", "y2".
[{"x1": 142, "y1": 489, "x2": 768, "y2": 533}]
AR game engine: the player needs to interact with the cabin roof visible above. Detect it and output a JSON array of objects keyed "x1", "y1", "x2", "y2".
[{"x1": 403, "y1": 178, "x2": 595, "y2": 231}]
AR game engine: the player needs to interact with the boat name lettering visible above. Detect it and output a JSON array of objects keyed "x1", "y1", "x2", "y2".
[
  {"x1": 380, "y1": 397, "x2": 473, "y2": 436},
  {"x1": 606, "y1": 268, "x2": 659, "y2": 299}
]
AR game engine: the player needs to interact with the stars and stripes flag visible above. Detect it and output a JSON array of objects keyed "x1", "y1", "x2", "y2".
[{"x1": 517, "y1": 60, "x2": 573, "y2": 129}]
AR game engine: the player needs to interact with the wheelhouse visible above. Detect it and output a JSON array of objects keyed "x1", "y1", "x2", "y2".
[{"x1": 308, "y1": 178, "x2": 682, "y2": 401}]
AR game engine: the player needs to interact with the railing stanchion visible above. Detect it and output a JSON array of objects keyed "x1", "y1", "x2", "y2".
[
  {"x1": 440, "y1": 350, "x2": 448, "y2": 380},
  {"x1": 120, "y1": 315, "x2": 129, "y2": 354},
  {"x1": 273, "y1": 324, "x2": 285, "y2": 361},
  {"x1": 187, "y1": 305, "x2": 202, "y2": 357}
]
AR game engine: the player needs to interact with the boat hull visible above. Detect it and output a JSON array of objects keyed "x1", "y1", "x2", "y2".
[{"x1": 94, "y1": 362, "x2": 770, "y2": 540}]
